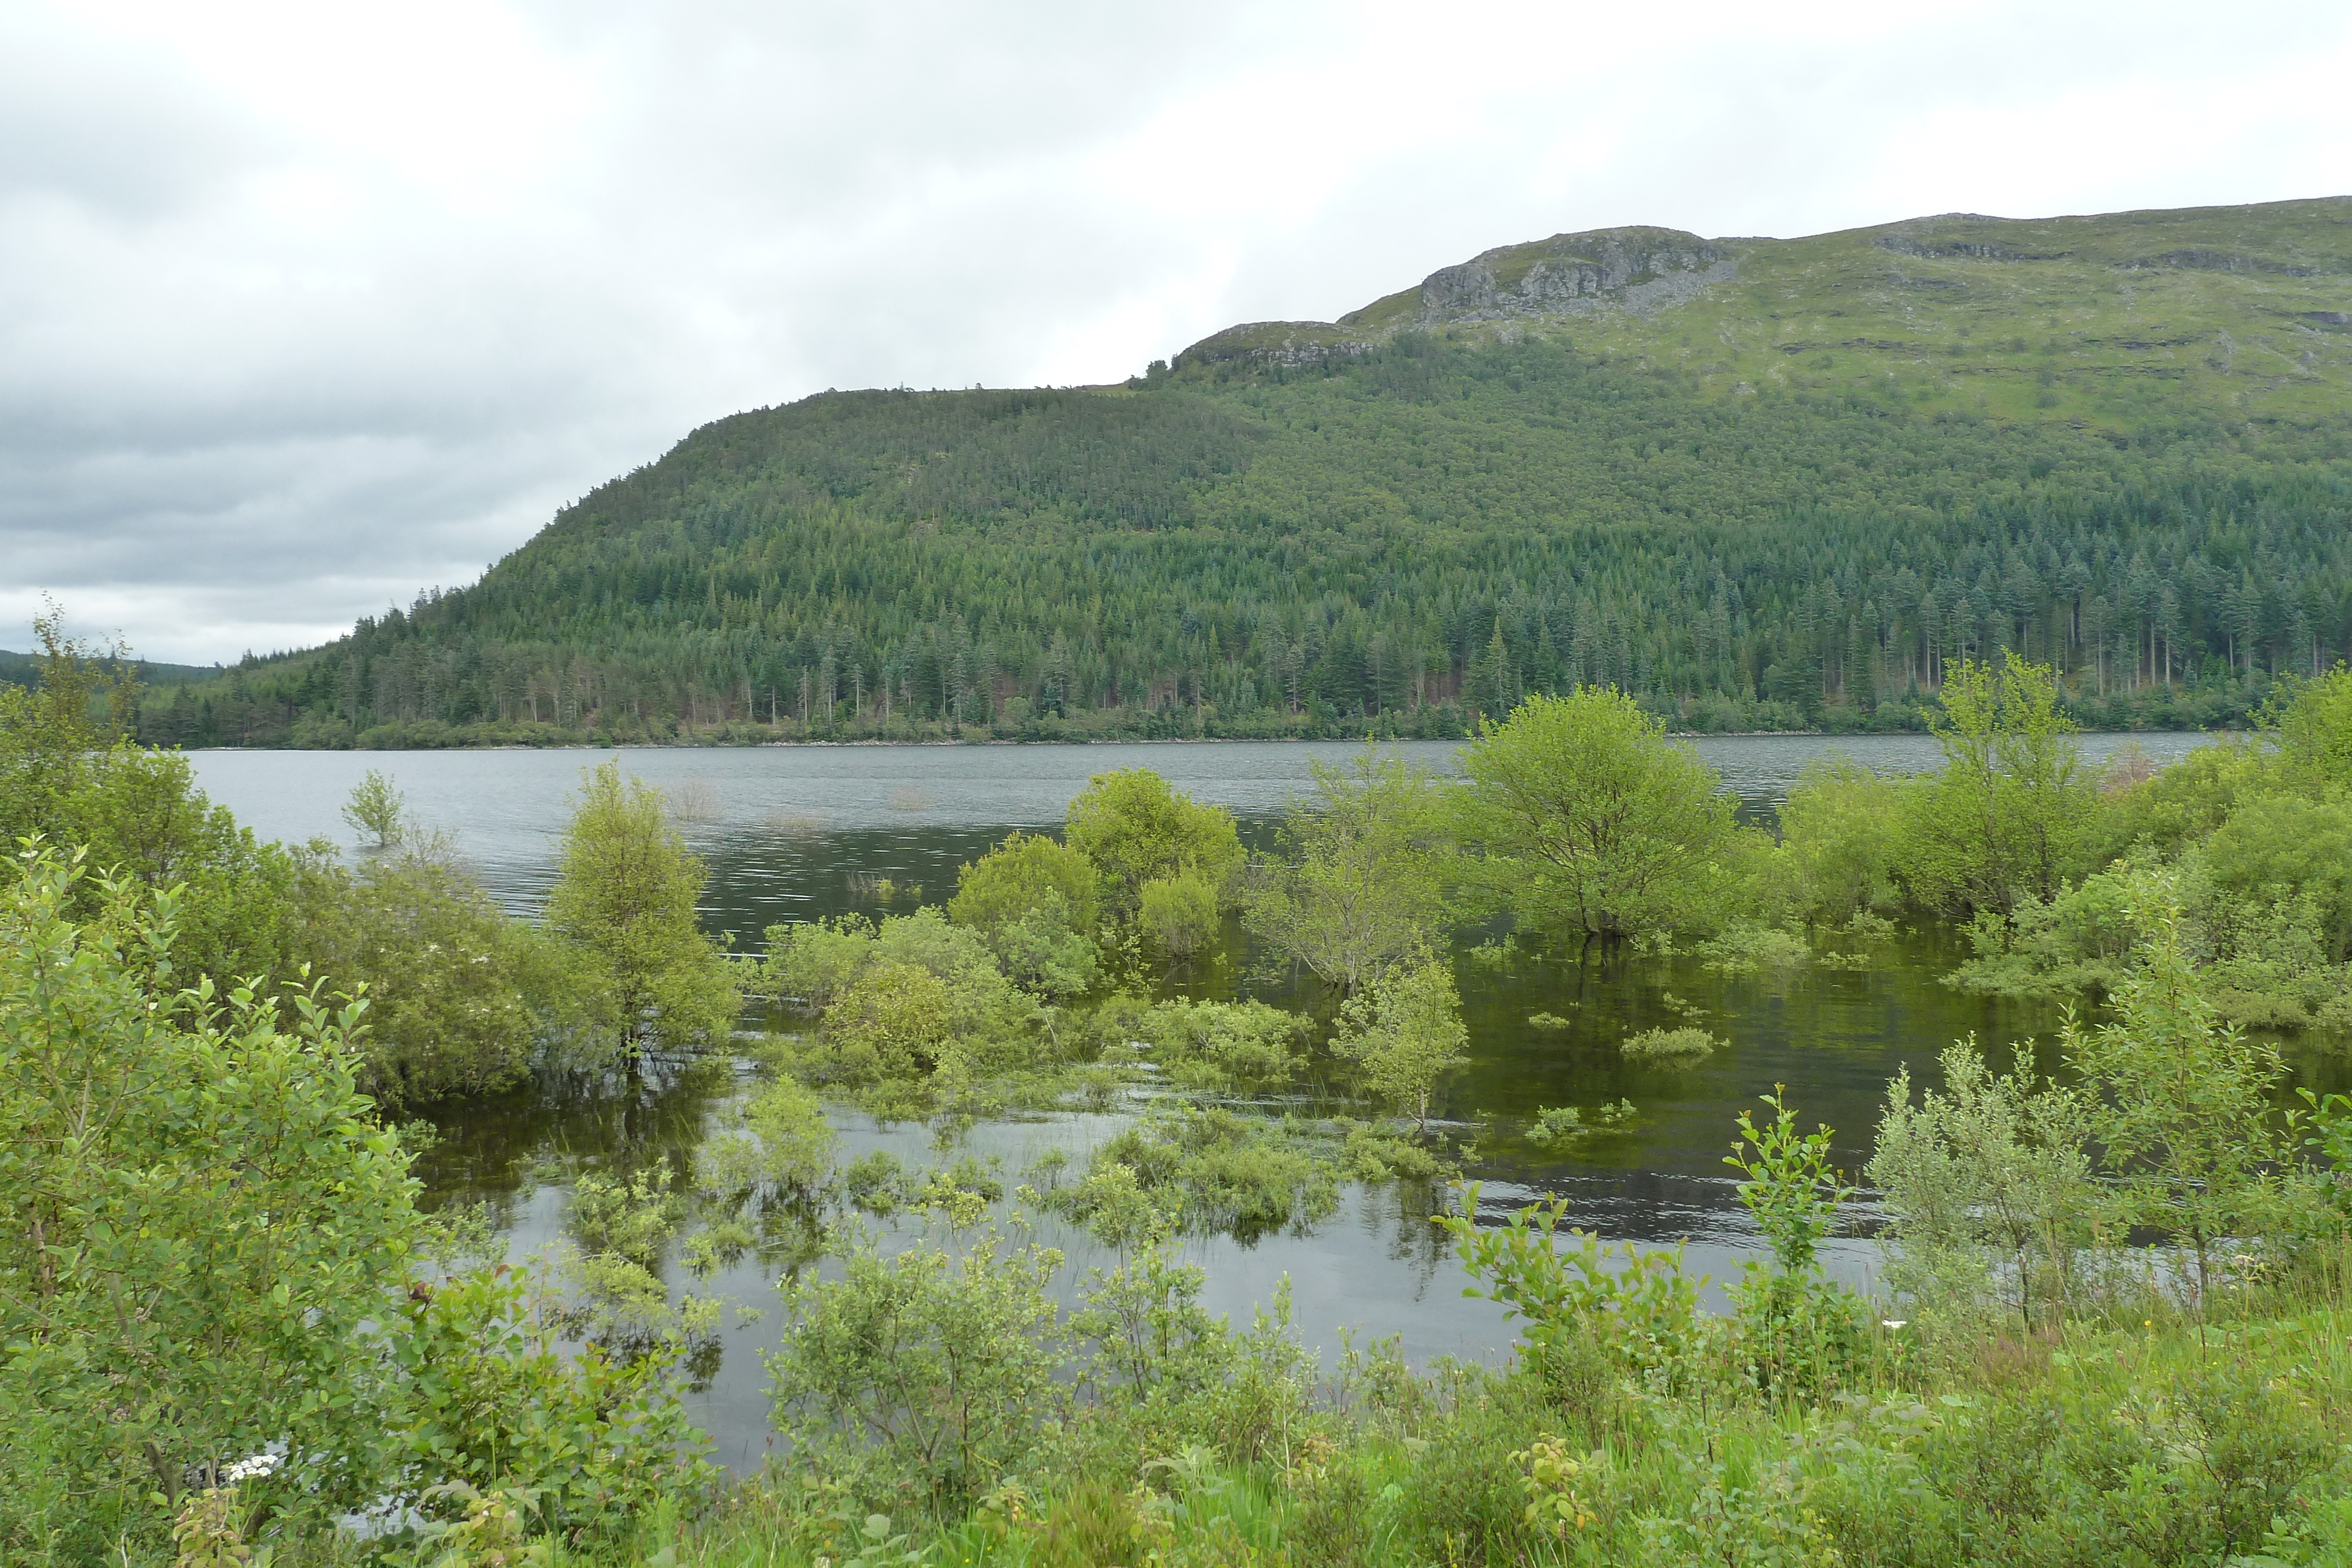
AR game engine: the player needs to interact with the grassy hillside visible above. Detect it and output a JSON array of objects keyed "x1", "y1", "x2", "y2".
[
  {"x1": 142, "y1": 198, "x2": 2352, "y2": 749},
  {"x1": 1193, "y1": 198, "x2": 2352, "y2": 427}
]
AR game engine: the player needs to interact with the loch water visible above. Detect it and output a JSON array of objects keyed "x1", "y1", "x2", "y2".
[{"x1": 189, "y1": 733, "x2": 2338, "y2": 1470}]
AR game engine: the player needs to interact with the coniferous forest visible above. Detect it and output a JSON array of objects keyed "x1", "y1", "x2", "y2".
[{"x1": 136, "y1": 197, "x2": 2352, "y2": 747}]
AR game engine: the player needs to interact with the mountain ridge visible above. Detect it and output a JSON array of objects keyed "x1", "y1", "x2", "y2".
[
  {"x1": 128, "y1": 195, "x2": 2352, "y2": 750},
  {"x1": 1177, "y1": 196, "x2": 2352, "y2": 429}
]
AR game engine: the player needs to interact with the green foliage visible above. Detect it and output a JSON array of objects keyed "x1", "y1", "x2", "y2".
[
  {"x1": 2272, "y1": 662, "x2": 2352, "y2": 790},
  {"x1": 1062, "y1": 1108, "x2": 1342, "y2": 1241},
  {"x1": 2062, "y1": 888, "x2": 2291, "y2": 1303},
  {"x1": 1943, "y1": 858, "x2": 2157, "y2": 999},
  {"x1": 1244, "y1": 750, "x2": 1454, "y2": 994},
  {"x1": 1869, "y1": 1037, "x2": 2098, "y2": 1332},
  {"x1": 1065, "y1": 768, "x2": 1244, "y2": 910},
  {"x1": 947, "y1": 830, "x2": 1103, "y2": 997},
  {"x1": 386, "y1": 1264, "x2": 711, "y2": 1540},
  {"x1": 1526, "y1": 1100, "x2": 1636, "y2": 1147},
  {"x1": 543, "y1": 761, "x2": 740, "y2": 1055},
  {"x1": 1139, "y1": 868, "x2": 1222, "y2": 962},
  {"x1": 2197, "y1": 790, "x2": 2352, "y2": 961},
  {"x1": 1456, "y1": 687, "x2": 1752, "y2": 942},
  {"x1": 1778, "y1": 754, "x2": 1909, "y2": 924},
  {"x1": 568, "y1": 1159, "x2": 690, "y2": 1274},
  {"x1": 342, "y1": 767, "x2": 410, "y2": 850},
  {"x1": 1725, "y1": 1086, "x2": 1853, "y2": 1280},
  {"x1": 1437, "y1": 1185, "x2": 1706, "y2": 1384},
  {"x1": 1330, "y1": 957, "x2": 1469, "y2": 1134},
  {"x1": 1724, "y1": 1088, "x2": 1866, "y2": 1395},
  {"x1": 1694, "y1": 921, "x2": 1813, "y2": 974},
  {"x1": 768, "y1": 908, "x2": 1050, "y2": 1103},
  {"x1": 2101, "y1": 735, "x2": 2273, "y2": 858},
  {"x1": 763, "y1": 912, "x2": 881, "y2": 1010},
  {"x1": 764, "y1": 1220, "x2": 1068, "y2": 1507},
  {"x1": 1621, "y1": 1025, "x2": 1719, "y2": 1060},
  {"x1": 697, "y1": 1075, "x2": 837, "y2": 1197},
  {"x1": 1903, "y1": 653, "x2": 2100, "y2": 917},
  {"x1": 291, "y1": 846, "x2": 607, "y2": 1105},
  {"x1": 0, "y1": 845, "x2": 423, "y2": 1548},
  {"x1": 1094, "y1": 994, "x2": 1307, "y2": 1091},
  {"x1": 949, "y1": 829, "x2": 1102, "y2": 934},
  {"x1": 0, "y1": 607, "x2": 137, "y2": 833}
]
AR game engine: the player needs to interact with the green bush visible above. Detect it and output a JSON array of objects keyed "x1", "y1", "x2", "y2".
[
  {"x1": 0, "y1": 846, "x2": 423, "y2": 1551},
  {"x1": 1622, "y1": 1025, "x2": 1719, "y2": 1059},
  {"x1": 386, "y1": 1265, "x2": 713, "y2": 1541},
  {"x1": 765, "y1": 1221, "x2": 1068, "y2": 1509}
]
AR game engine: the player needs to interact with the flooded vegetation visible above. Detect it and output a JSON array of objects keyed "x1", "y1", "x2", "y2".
[{"x1": 11, "y1": 625, "x2": 2352, "y2": 1563}]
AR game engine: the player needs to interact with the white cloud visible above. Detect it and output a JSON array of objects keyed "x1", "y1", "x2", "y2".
[{"x1": 3, "y1": 0, "x2": 2348, "y2": 660}]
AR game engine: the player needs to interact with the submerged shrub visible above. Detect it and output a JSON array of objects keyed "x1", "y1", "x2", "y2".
[
  {"x1": 766, "y1": 1221, "x2": 1068, "y2": 1507},
  {"x1": 1058, "y1": 1107, "x2": 1340, "y2": 1241},
  {"x1": 1622, "y1": 1025, "x2": 1719, "y2": 1060},
  {"x1": 387, "y1": 1265, "x2": 712, "y2": 1541},
  {"x1": 1527, "y1": 1101, "x2": 1637, "y2": 1147},
  {"x1": 1696, "y1": 921, "x2": 1813, "y2": 975},
  {"x1": 1097, "y1": 994, "x2": 1307, "y2": 1091}
]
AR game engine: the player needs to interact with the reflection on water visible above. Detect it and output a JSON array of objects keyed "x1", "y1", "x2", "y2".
[{"x1": 188, "y1": 733, "x2": 2247, "y2": 1467}]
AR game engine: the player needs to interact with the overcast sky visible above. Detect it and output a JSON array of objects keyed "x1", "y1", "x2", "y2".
[{"x1": 5, "y1": 0, "x2": 2349, "y2": 663}]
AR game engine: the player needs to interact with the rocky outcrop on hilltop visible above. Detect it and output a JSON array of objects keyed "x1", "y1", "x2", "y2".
[{"x1": 1179, "y1": 225, "x2": 1739, "y2": 369}]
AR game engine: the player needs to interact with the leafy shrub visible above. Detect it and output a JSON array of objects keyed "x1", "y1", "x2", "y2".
[
  {"x1": 543, "y1": 760, "x2": 740, "y2": 1055},
  {"x1": 1778, "y1": 753, "x2": 1909, "y2": 924},
  {"x1": 1696, "y1": 922, "x2": 1813, "y2": 974},
  {"x1": 767, "y1": 908, "x2": 1050, "y2": 1099},
  {"x1": 697, "y1": 1075, "x2": 838, "y2": 1196},
  {"x1": 1065, "y1": 769, "x2": 1245, "y2": 909},
  {"x1": 1331, "y1": 957, "x2": 1469, "y2": 1132},
  {"x1": 1869, "y1": 1037, "x2": 2096, "y2": 1330},
  {"x1": 293, "y1": 846, "x2": 610, "y2": 1103},
  {"x1": 1056, "y1": 1108, "x2": 1339, "y2": 1241},
  {"x1": 1527, "y1": 1101, "x2": 1636, "y2": 1146},
  {"x1": 386, "y1": 1265, "x2": 712, "y2": 1542},
  {"x1": 1438, "y1": 1185, "x2": 1706, "y2": 1385},
  {"x1": 1140, "y1": 870, "x2": 1224, "y2": 961},
  {"x1": 1098, "y1": 994, "x2": 1307, "y2": 1090},
  {"x1": 0, "y1": 847, "x2": 424, "y2": 1550},
  {"x1": 766, "y1": 1221, "x2": 1068, "y2": 1507},
  {"x1": 1621, "y1": 1025, "x2": 1719, "y2": 1060},
  {"x1": 1725, "y1": 1087, "x2": 1865, "y2": 1396},
  {"x1": 948, "y1": 830, "x2": 1104, "y2": 998}
]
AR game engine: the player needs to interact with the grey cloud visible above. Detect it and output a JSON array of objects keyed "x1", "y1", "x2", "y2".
[{"x1": 3, "y1": 0, "x2": 2348, "y2": 661}]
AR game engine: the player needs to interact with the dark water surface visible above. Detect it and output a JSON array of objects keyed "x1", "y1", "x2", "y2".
[{"x1": 188, "y1": 735, "x2": 2246, "y2": 1468}]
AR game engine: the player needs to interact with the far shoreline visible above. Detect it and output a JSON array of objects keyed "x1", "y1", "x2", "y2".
[{"x1": 182, "y1": 724, "x2": 2227, "y2": 753}]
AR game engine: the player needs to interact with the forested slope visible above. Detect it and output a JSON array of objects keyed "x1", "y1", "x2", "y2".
[{"x1": 149, "y1": 197, "x2": 2352, "y2": 747}]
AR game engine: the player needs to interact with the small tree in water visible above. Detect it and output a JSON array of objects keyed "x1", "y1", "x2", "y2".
[
  {"x1": 340, "y1": 767, "x2": 409, "y2": 851},
  {"x1": 1454, "y1": 687, "x2": 1746, "y2": 945},
  {"x1": 1332, "y1": 955, "x2": 1469, "y2": 1135},
  {"x1": 2063, "y1": 880, "x2": 2288, "y2": 1309},
  {"x1": 544, "y1": 760, "x2": 740, "y2": 1057},
  {"x1": 1906, "y1": 653, "x2": 2099, "y2": 917}
]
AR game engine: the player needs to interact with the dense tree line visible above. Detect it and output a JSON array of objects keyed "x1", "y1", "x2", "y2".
[{"x1": 147, "y1": 333, "x2": 2352, "y2": 747}]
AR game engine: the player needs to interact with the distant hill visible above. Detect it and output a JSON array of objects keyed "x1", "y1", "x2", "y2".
[
  {"x1": 143, "y1": 197, "x2": 2352, "y2": 748},
  {"x1": 2, "y1": 649, "x2": 222, "y2": 692}
]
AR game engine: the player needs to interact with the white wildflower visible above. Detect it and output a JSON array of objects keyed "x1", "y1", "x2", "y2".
[
  {"x1": 1881, "y1": 1319, "x2": 1908, "y2": 1330},
  {"x1": 222, "y1": 1452, "x2": 279, "y2": 1483}
]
